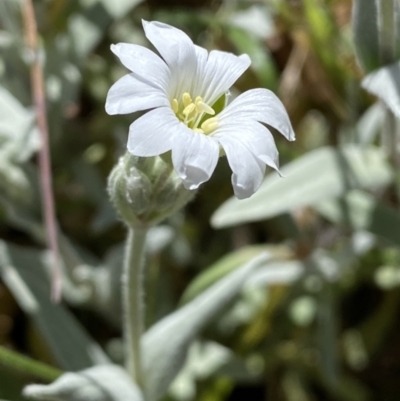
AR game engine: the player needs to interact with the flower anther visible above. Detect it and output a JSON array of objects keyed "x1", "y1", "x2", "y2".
[{"x1": 171, "y1": 92, "x2": 217, "y2": 134}]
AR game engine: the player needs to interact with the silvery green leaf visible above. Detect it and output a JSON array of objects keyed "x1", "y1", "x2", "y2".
[
  {"x1": 246, "y1": 260, "x2": 304, "y2": 286},
  {"x1": 356, "y1": 102, "x2": 385, "y2": 145},
  {"x1": 0, "y1": 86, "x2": 39, "y2": 162},
  {"x1": 146, "y1": 225, "x2": 175, "y2": 254},
  {"x1": 247, "y1": 252, "x2": 339, "y2": 288},
  {"x1": 169, "y1": 341, "x2": 244, "y2": 401},
  {"x1": 212, "y1": 146, "x2": 392, "y2": 228},
  {"x1": 228, "y1": 5, "x2": 274, "y2": 40},
  {"x1": 0, "y1": 241, "x2": 109, "y2": 370},
  {"x1": 142, "y1": 253, "x2": 270, "y2": 401},
  {"x1": 315, "y1": 190, "x2": 400, "y2": 244},
  {"x1": 0, "y1": 159, "x2": 31, "y2": 202},
  {"x1": 100, "y1": 0, "x2": 144, "y2": 19},
  {"x1": 352, "y1": 0, "x2": 380, "y2": 72},
  {"x1": 69, "y1": 0, "x2": 144, "y2": 60},
  {"x1": 362, "y1": 62, "x2": 400, "y2": 118},
  {"x1": 23, "y1": 365, "x2": 143, "y2": 401},
  {"x1": 180, "y1": 245, "x2": 279, "y2": 304}
]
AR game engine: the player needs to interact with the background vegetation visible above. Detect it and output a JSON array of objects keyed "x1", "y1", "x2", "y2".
[{"x1": 1, "y1": 0, "x2": 399, "y2": 400}]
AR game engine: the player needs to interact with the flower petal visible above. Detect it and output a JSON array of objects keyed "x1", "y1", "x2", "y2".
[
  {"x1": 218, "y1": 88, "x2": 295, "y2": 141},
  {"x1": 142, "y1": 20, "x2": 197, "y2": 97},
  {"x1": 128, "y1": 107, "x2": 179, "y2": 156},
  {"x1": 199, "y1": 51, "x2": 251, "y2": 105},
  {"x1": 106, "y1": 74, "x2": 169, "y2": 115},
  {"x1": 172, "y1": 130, "x2": 219, "y2": 190},
  {"x1": 214, "y1": 119, "x2": 280, "y2": 171},
  {"x1": 111, "y1": 43, "x2": 170, "y2": 91},
  {"x1": 216, "y1": 135, "x2": 265, "y2": 199}
]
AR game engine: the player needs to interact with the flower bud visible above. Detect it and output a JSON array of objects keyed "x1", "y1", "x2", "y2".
[{"x1": 108, "y1": 152, "x2": 195, "y2": 227}]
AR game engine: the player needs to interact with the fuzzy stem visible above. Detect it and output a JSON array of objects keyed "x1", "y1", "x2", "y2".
[
  {"x1": 123, "y1": 226, "x2": 148, "y2": 388},
  {"x1": 0, "y1": 345, "x2": 62, "y2": 382}
]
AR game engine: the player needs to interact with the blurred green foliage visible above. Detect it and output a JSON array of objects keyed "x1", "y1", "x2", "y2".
[{"x1": 1, "y1": 0, "x2": 400, "y2": 400}]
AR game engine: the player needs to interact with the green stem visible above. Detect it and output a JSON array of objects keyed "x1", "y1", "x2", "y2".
[
  {"x1": 0, "y1": 345, "x2": 62, "y2": 382},
  {"x1": 123, "y1": 226, "x2": 148, "y2": 388},
  {"x1": 379, "y1": 0, "x2": 395, "y2": 64}
]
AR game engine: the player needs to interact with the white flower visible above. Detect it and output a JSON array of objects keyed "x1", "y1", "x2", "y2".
[{"x1": 106, "y1": 20, "x2": 295, "y2": 199}]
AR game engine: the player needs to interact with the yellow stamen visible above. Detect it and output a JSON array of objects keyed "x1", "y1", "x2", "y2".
[
  {"x1": 182, "y1": 92, "x2": 192, "y2": 107},
  {"x1": 201, "y1": 117, "x2": 218, "y2": 134},
  {"x1": 193, "y1": 128, "x2": 204, "y2": 133},
  {"x1": 171, "y1": 98, "x2": 179, "y2": 114},
  {"x1": 196, "y1": 101, "x2": 215, "y2": 115},
  {"x1": 183, "y1": 103, "x2": 196, "y2": 116}
]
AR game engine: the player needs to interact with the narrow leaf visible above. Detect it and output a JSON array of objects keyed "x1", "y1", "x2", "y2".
[
  {"x1": 362, "y1": 61, "x2": 400, "y2": 118},
  {"x1": 352, "y1": 0, "x2": 380, "y2": 72},
  {"x1": 24, "y1": 365, "x2": 143, "y2": 401},
  {"x1": 142, "y1": 253, "x2": 270, "y2": 401},
  {"x1": 0, "y1": 241, "x2": 109, "y2": 370},
  {"x1": 315, "y1": 190, "x2": 400, "y2": 244},
  {"x1": 212, "y1": 146, "x2": 392, "y2": 228}
]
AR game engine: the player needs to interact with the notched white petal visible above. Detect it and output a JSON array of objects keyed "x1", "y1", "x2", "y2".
[
  {"x1": 142, "y1": 20, "x2": 198, "y2": 97},
  {"x1": 110, "y1": 42, "x2": 170, "y2": 91},
  {"x1": 105, "y1": 74, "x2": 168, "y2": 115},
  {"x1": 172, "y1": 129, "x2": 219, "y2": 190},
  {"x1": 214, "y1": 119, "x2": 282, "y2": 175},
  {"x1": 216, "y1": 136, "x2": 265, "y2": 199},
  {"x1": 199, "y1": 51, "x2": 251, "y2": 105},
  {"x1": 142, "y1": 20, "x2": 196, "y2": 68},
  {"x1": 219, "y1": 88, "x2": 295, "y2": 141},
  {"x1": 128, "y1": 107, "x2": 178, "y2": 156}
]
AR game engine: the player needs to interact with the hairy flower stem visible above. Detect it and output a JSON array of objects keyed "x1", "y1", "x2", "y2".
[{"x1": 123, "y1": 226, "x2": 148, "y2": 388}]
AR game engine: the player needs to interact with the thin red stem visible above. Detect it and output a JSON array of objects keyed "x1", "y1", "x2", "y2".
[{"x1": 22, "y1": 0, "x2": 61, "y2": 301}]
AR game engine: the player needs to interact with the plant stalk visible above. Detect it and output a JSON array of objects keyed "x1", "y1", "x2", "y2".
[
  {"x1": 22, "y1": 0, "x2": 61, "y2": 301},
  {"x1": 0, "y1": 345, "x2": 62, "y2": 382},
  {"x1": 123, "y1": 226, "x2": 148, "y2": 388}
]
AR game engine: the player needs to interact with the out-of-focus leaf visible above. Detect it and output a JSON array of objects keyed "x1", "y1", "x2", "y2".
[
  {"x1": 180, "y1": 245, "x2": 291, "y2": 304},
  {"x1": 315, "y1": 190, "x2": 400, "y2": 244},
  {"x1": 228, "y1": 5, "x2": 275, "y2": 40},
  {"x1": 0, "y1": 87, "x2": 39, "y2": 204},
  {"x1": 356, "y1": 102, "x2": 385, "y2": 145},
  {"x1": 71, "y1": 160, "x2": 117, "y2": 232},
  {"x1": 212, "y1": 146, "x2": 392, "y2": 228},
  {"x1": 352, "y1": 0, "x2": 380, "y2": 72},
  {"x1": 169, "y1": 341, "x2": 238, "y2": 401},
  {"x1": 303, "y1": 0, "x2": 338, "y2": 78},
  {"x1": 226, "y1": 26, "x2": 278, "y2": 90},
  {"x1": 70, "y1": 0, "x2": 144, "y2": 60},
  {"x1": 317, "y1": 286, "x2": 338, "y2": 385},
  {"x1": 142, "y1": 253, "x2": 270, "y2": 401},
  {"x1": 0, "y1": 241, "x2": 109, "y2": 370},
  {"x1": 0, "y1": 86, "x2": 40, "y2": 162},
  {"x1": 23, "y1": 365, "x2": 143, "y2": 401},
  {"x1": 362, "y1": 61, "x2": 400, "y2": 118},
  {"x1": 100, "y1": 0, "x2": 145, "y2": 19}
]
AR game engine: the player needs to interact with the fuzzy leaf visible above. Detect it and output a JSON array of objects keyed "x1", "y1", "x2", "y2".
[
  {"x1": 362, "y1": 61, "x2": 400, "y2": 118},
  {"x1": 0, "y1": 241, "x2": 109, "y2": 370},
  {"x1": 142, "y1": 253, "x2": 270, "y2": 401},
  {"x1": 212, "y1": 146, "x2": 392, "y2": 228},
  {"x1": 352, "y1": 0, "x2": 380, "y2": 72},
  {"x1": 315, "y1": 190, "x2": 400, "y2": 244},
  {"x1": 23, "y1": 365, "x2": 143, "y2": 401}
]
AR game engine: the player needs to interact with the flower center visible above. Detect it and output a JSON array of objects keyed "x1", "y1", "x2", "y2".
[{"x1": 171, "y1": 92, "x2": 218, "y2": 135}]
